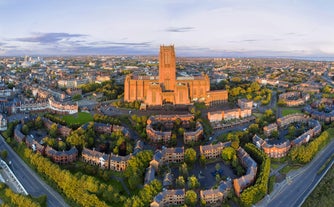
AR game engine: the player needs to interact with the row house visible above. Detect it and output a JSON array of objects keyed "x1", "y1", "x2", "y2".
[
  {"x1": 48, "y1": 97, "x2": 78, "y2": 114},
  {"x1": 146, "y1": 124, "x2": 172, "y2": 143},
  {"x1": 238, "y1": 98, "x2": 253, "y2": 109},
  {"x1": 263, "y1": 123, "x2": 278, "y2": 136},
  {"x1": 233, "y1": 147, "x2": 257, "y2": 197},
  {"x1": 254, "y1": 119, "x2": 321, "y2": 158},
  {"x1": 200, "y1": 181, "x2": 232, "y2": 206},
  {"x1": 279, "y1": 92, "x2": 310, "y2": 107},
  {"x1": 45, "y1": 146, "x2": 78, "y2": 164},
  {"x1": 150, "y1": 189, "x2": 185, "y2": 207},
  {"x1": 304, "y1": 99, "x2": 334, "y2": 124},
  {"x1": 291, "y1": 119, "x2": 321, "y2": 146},
  {"x1": 82, "y1": 148, "x2": 110, "y2": 169},
  {"x1": 42, "y1": 118, "x2": 72, "y2": 137},
  {"x1": 277, "y1": 113, "x2": 308, "y2": 128},
  {"x1": 110, "y1": 154, "x2": 131, "y2": 171},
  {"x1": 183, "y1": 122, "x2": 203, "y2": 144},
  {"x1": 81, "y1": 148, "x2": 132, "y2": 171},
  {"x1": 146, "y1": 114, "x2": 202, "y2": 144},
  {"x1": 207, "y1": 108, "x2": 252, "y2": 122},
  {"x1": 253, "y1": 135, "x2": 291, "y2": 158},
  {"x1": 147, "y1": 147, "x2": 185, "y2": 183},
  {"x1": 15, "y1": 97, "x2": 78, "y2": 115},
  {"x1": 160, "y1": 147, "x2": 184, "y2": 164},
  {"x1": 14, "y1": 124, "x2": 25, "y2": 143},
  {"x1": 199, "y1": 142, "x2": 231, "y2": 159},
  {"x1": 144, "y1": 165, "x2": 156, "y2": 185}
]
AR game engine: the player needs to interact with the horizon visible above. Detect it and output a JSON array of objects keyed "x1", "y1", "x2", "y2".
[{"x1": 1, "y1": 0, "x2": 334, "y2": 57}]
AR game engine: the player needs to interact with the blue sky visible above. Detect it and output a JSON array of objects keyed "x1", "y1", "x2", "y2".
[{"x1": 0, "y1": 0, "x2": 334, "y2": 57}]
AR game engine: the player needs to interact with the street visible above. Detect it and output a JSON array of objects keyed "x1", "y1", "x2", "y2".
[
  {"x1": 0, "y1": 135, "x2": 69, "y2": 207},
  {"x1": 256, "y1": 137, "x2": 334, "y2": 207}
]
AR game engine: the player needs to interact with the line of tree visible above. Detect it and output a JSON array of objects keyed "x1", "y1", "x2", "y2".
[
  {"x1": 80, "y1": 80, "x2": 123, "y2": 100},
  {"x1": 124, "y1": 150, "x2": 153, "y2": 190},
  {"x1": 0, "y1": 183, "x2": 42, "y2": 207},
  {"x1": 124, "y1": 179, "x2": 162, "y2": 207},
  {"x1": 18, "y1": 144, "x2": 121, "y2": 207},
  {"x1": 93, "y1": 114, "x2": 121, "y2": 125},
  {"x1": 112, "y1": 100, "x2": 142, "y2": 110},
  {"x1": 44, "y1": 114, "x2": 67, "y2": 126},
  {"x1": 240, "y1": 143, "x2": 271, "y2": 207},
  {"x1": 289, "y1": 129, "x2": 334, "y2": 164},
  {"x1": 130, "y1": 115, "x2": 148, "y2": 139},
  {"x1": 2, "y1": 121, "x2": 18, "y2": 141}
]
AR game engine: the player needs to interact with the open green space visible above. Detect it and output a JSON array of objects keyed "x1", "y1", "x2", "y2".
[
  {"x1": 279, "y1": 164, "x2": 302, "y2": 174},
  {"x1": 253, "y1": 112, "x2": 263, "y2": 118},
  {"x1": 270, "y1": 162, "x2": 282, "y2": 170},
  {"x1": 61, "y1": 112, "x2": 93, "y2": 125},
  {"x1": 281, "y1": 108, "x2": 302, "y2": 116},
  {"x1": 303, "y1": 163, "x2": 334, "y2": 207}
]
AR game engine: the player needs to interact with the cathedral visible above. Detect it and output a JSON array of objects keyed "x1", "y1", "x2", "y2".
[{"x1": 124, "y1": 45, "x2": 228, "y2": 106}]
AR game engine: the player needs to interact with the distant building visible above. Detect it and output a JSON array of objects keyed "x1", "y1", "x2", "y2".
[
  {"x1": 279, "y1": 92, "x2": 310, "y2": 107},
  {"x1": 124, "y1": 45, "x2": 228, "y2": 107},
  {"x1": 238, "y1": 98, "x2": 253, "y2": 109},
  {"x1": 207, "y1": 108, "x2": 252, "y2": 122}
]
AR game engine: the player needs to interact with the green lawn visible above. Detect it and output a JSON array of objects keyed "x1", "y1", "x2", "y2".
[
  {"x1": 279, "y1": 164, "x2": 302, "y2": 174},
  {"x1": 253, "y1": 113, "x2": 263, "y2": 118},
  {"x1": 281, "y1": 108, "x2": 302, "y2": 116},
  {"x1": 62, "y1": 112, "x2": 93, "y2": 125}
]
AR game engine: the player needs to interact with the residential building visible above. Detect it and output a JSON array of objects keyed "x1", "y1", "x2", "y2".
[
  {"x1": 199, "y1": 142, "x2": 231, "y2": 159},
  {"x1": 150, "y1": 189, "x2": 185, "y2": 207}
]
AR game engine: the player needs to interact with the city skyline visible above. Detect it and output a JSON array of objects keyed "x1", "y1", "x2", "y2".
[{"x1": 1, "y1": 0, "x2": 334, "y2": 57}]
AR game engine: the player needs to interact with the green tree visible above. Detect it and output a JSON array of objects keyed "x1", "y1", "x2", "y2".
[
  {"x1": 271, "y1": 130, "x2": 279, "y2": 139},
  {"x1": 200, "y1": 198, "x2": 207, "y2": 207},
  {"x1": 185, "y1": 190, "x2": 198, "y2": 207},
  {"x1": 185, "y1": 148, "x2": 197, "y2": 165},
  {"x1": 288, "y1": 125, "x2": 296, "y2": 137},
  {"x1": 49, "y1": 123, "x2": 58, "y2": 138},
  {"x1": 231, "y1": 137, "x2": 240, "y2": 149},
  {"x1": 0, "y1": 150, "x2": 8, "y2": 160},
  {"x1": 179, "y1": 163, "x2": 189, "y2": 178},
  {"x1": 199, "y1": 154, "x2": 206, "y2": 166},
  {"x1": 72, "y1": 94, "x2": 82, "y2": 101},
  {"x1": 187, "y1": 175, "x2": 200, "y2": 189},
  {"x1": 248, "y1": 124, "x2": 259, "y2": 134},
  {"x1": 250, "y1": 81, "x2": 261, "y2": 92},
  {"x1": 34, "y1": 116, "x2": 43, "y2": 129},
  {"x1": 176, "y1": 176, "x2": 185, "y2": 188},
  {"x1": 322, "y1": 85, "x2": 332, "y2": 93},
  {"x1": 221, "y1": 147, "x2": 236, "y2": 161},
  {"x1": 22, "y1": 124, "x2": 29, "y2": 135}
]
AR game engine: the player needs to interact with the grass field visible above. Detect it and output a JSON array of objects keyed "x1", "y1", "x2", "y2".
[
  {"x1": 303, "y1": 164, "x2": 334, "y2": 207},
  {"x1": 253, "y1": 113, "x2": 263, "y2": 118},
  {"x1": 281, "y1": 108, "x2": 302, "y2": 116},
  {"x1": 62, "y1": 112, "x2": 93, "y2": 125}
]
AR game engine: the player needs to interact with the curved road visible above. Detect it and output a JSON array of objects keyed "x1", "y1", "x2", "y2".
[
  {"x1": 257, "y1": 137, "x2": 334, "y2": 207},
  {"x1": 0, "y1": 135, "x2": 69, "y2": 207}
]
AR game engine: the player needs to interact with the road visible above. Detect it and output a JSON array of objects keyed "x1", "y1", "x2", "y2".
[
  {"x1": 0, "y1": 135, "x2": 69, "y2": 207},
  {"x1": 257, "y1": 137, "x2": 334, "y2": 207}
]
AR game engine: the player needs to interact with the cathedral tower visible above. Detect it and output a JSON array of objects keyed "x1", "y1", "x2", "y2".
[{"x1": 159, "y1": 45, "x2": 176, "y2": 91}]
